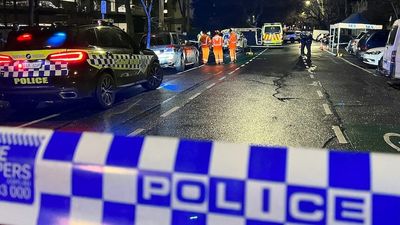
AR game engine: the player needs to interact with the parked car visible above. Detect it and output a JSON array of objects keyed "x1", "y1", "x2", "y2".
[
  {"x1": 382, "y1": 19, "x2": 400, "y2": 78},
  {"x1": 313, "y1": 29, "x2": 329, "y2": 41},
  {"x1": 362, "y1": 47, "x2": 385, "y2": 67},
  {"x1": 142, "y1": 32, "x2": 200, "y2": 72},
  {"x1": 357, "y1": 30, "x2": 389, "y2": 58},
  {"x1": 331, "y1": 34, "x2": 353, "y2": 48},
  {"x1": 283, "y1": 31, "x2": 300, "y2": 43},
  {"x1": 38, "y1": 0, "x2": 58, "y2": 8},
  {"x1": 345, "y1": 32, "x2": 366, "y2": 54}
]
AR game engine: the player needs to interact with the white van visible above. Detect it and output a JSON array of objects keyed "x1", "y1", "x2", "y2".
[
  {"x1": 382, "y1": 19, "x2": 400, "y2": 78},
  {"x1": 262, "y1": 23, "x2": 283, "y2": 46},
  {"x1": 312, "y1": 30, "x2": 329, "y2": 41}
]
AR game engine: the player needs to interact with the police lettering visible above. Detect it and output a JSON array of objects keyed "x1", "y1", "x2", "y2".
[
  {"x1": 0, "y1": 146, "x2": 10, "y2": 162},
  {"x1": 14, "y1": 77, "x2": 48, "y2": 85},
  {"x1": 138, "y1": 173, "x2": 370, "y2": 224}
]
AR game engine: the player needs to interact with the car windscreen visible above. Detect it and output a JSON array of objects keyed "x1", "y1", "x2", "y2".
[
  {"x1": 4, "y1": 28, "x2": 75, "y2": 51},
  {"x1": 285, "y1": 32, "x2": 294, "y2": 35},
  {"x1": 387, "y1": 26, "x2": 398, "y2": 46},
  {"x1": 149, "y1": 34, "x2": 171, "y2": 46},
  {"x1": 264, "y1": 26, "x2": 281, "y2": 33}
]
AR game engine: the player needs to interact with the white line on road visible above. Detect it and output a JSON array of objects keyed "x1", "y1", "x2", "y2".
[
  {"x1": 240, "y1": 65, "x2": 245, "y2": 68},
  {"x1": 189, "y1": 93, "x2": 201, "y2": 100},
  {"x1": 310, "y1": 74, "x2": 315, "y2": 79},
  {"x1": 177, "y1": 65, "x2": 205, "y2": 75},
  {"x1": 219, "y1": 76, "x2": 226, "y2": 81},
  {"x1": 323, "y1": 104, "x2": 333, "y2": 115},
  {"x1": 161, "y1": 106, "x2": 180, "y2": 118},
  {"x1": 206, "y1": 83, "x2": 216, "y2": 89},
  {"x1": 128, "y1": 128, "x2": 145, "y2": 136},
  {"x1": 333, "y1": 126, "x2": 348, "y2": 144},
  {"x1": 162, "y1": 96, "x2": 176, "y2": 104},
  {"x1": 339, "y1": 57, "x2": 377, "y2": 76},
  {"x1": 17, "y1": 113, "x2": 61, "y2": 128},
  {"x1": 215, "y1": 71, "x2": 223, "y2": 75},
  {"x1": 317, "y1": 90, "x2": 324, "y2": 98},
  {"x1": 228, "y1": 71, "x2": 235, "y2": 75}
]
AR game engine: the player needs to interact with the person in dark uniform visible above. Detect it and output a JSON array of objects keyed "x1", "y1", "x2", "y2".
[{"x1": 300, "y1": 31, "x2": 313, "y2": 58}]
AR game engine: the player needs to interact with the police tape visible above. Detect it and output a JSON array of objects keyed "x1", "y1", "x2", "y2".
[{"x1": 0, "y1": 126, "x2": 399, "y2": 225}]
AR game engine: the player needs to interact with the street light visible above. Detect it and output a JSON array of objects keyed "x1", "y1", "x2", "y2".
[{"x1": 305, "y1": 0, "x2": 311, "y2": 6}]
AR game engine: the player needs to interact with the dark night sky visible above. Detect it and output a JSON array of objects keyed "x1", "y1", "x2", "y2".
[{"x1": 192, "y1": 0, "x2": 301, "y2": 30}]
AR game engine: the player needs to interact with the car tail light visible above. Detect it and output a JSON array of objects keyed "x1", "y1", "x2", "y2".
[
  {"x1": 47, "y1": 51, "x2": 87, "y2": 63},
  {"x1": 0, "y1": 54, "x2": 13, "y2": 65}
]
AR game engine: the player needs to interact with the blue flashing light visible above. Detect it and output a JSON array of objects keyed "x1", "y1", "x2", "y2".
[{"x1": 47, "y1": 32, "x2": 67, "y2": 48}]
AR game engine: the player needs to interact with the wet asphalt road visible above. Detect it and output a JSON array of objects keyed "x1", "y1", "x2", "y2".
[{"x1": 1, "y1": 44, "x2": 400, "y2": 152}]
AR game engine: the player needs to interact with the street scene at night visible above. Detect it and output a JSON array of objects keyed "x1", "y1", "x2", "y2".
[{"x1": 1, "y1": 0, "x2": 400, "y2": 225}]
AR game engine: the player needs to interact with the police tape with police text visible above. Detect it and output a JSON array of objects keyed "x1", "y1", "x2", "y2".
[{"x1": 0, "y1": 126, "x2": 399, "y2": 225}]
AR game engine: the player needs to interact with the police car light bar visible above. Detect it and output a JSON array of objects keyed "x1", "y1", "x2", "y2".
[{"x1": 0, "y1": 126, "x2": 399, "y2": 225}]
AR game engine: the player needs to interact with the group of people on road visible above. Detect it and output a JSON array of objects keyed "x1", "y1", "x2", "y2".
[{"x1": 198, "y1": 29, "x2": 238, "y2": 65}]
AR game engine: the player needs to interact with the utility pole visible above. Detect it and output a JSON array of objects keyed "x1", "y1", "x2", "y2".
[
  {"x1": 28, "y1": 0, "x2": 34, "y2": 26},
  {"x1": 159, "y1": 0, "x2": 164, "y2": 30}
]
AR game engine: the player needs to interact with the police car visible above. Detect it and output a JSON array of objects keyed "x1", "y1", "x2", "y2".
[{"x1": 0, "y1": 23, "x2": 162, "y2": 109}]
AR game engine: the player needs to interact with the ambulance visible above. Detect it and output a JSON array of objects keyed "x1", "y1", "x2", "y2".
[{"x1": 262, "y1": 23, "x2": 283, "y2": 46}]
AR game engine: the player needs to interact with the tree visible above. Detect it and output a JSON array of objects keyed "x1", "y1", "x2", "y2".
[
  {"x1": 140, "y1": 0, "x2": 154, "y2": 48},
  {"x1": 125, "y1": 0, "x2": 135, "y2": 37}
]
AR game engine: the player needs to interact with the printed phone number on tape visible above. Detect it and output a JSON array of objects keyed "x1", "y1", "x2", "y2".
[{"x1": 0, "y1": 135, "x2": 41, "y2": 204}]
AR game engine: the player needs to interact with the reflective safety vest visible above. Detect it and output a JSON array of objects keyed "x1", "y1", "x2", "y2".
[
  {"x1": 212, "y1": 35, "x2": 223, "y2": 48},
  {"x1": 200, "y1": 34, "x2": 211, "y2": 47},
  {"x1": 228, "y1": 32, "x2": 238, "y2": 49}
]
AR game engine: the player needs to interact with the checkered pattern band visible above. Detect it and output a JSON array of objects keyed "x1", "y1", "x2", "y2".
[
  {"x1": 88, "y1": 54, "x2": 154, "y2": 72},
  {"x1": 0, "y1": 61, "x2": 68, "y2": 78},
  {"x1": 0, "y1": 126, "x2": 399, "y2": 225}
]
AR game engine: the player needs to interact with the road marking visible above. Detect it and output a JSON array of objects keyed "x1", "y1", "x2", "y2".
[
  {"x1": 214, "y1": 71, "x2": 223, "y2": 75},
  {"x1": 245, "y1": 62, "x2": 250, "y2": 65},
  {"x1": 327, "y1": 53, "x2": 378, "y2": 77},
  {"x1": 189, "y1": 93, "x2": 201, "y2": 100},
  {"x1": 228, "y1": 71, "x2": 235, "y2": 75},
  {"x1": 161, "y1": 106, "x2": 180, "y2": 118},
  {"x1": 240, "y1": 64, "x2": 245, "y2": 68},
  {"x1": 333, "y1": 126, "x2": 348, "y2": 144},
  {"x1": 384, "y1": 133, "x2": 400, "y2": 152},
  {"x1": 317, "y1": 90, "x2": 324, "y2": 98},
  {"x1": 162, "y1": 96, "x2": 176, "y2": 104},
  {"x1": 219, "y1": 76, "x2": 226, "y2": 81},
  {"x1": 17, "y1": 113, "x2": 61, "y2": 128},
  {"x1": 310, "y1": 74, "x2": 315, "y2": 79},
  {"x1": 128, "y1": 128, "x2": 145, "y2": 136},
  {"x1": 323, "y1": 104, "x2": 333, "y2": 115},
  {"x1": 206, "y1": 83, "x2": 216, "y2": 89},
  {"x1": 177, "y1": 65, "x2": 205, "y2": 75}
]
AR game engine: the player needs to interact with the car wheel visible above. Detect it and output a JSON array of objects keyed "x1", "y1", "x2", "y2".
[
  {"x1": 142, "y1": 62, "x2": 163, "y2": 90},
  {"x1": 175, "y1": 54, "x2": 185, "y2": 72},
  {"x1": 95, "y1": 73, "x2": 115, "y2": 109},
  {"x1": 9, "y1": 101, "x2": 38, "y2": 111}
]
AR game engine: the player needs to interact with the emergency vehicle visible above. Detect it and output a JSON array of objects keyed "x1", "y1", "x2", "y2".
[
  {"x1": 0, "y1": 22, "x2": 162, "y2": 110},
  {"x1": 262, "y1": 23, "x2": 283, "y2": 46}
]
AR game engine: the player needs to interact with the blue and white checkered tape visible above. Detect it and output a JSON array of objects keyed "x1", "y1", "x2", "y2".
[{"x1": 0, "y1": 126, "x2": 400, "y2": 225}]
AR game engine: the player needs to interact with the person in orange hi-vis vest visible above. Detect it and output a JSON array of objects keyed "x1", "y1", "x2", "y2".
[
  {"x1": 228, "y1": 29, "x2": 238, "y2": 63},
  {"x1": 199, "y1": 31, "x2": 211, "y2": 64},
  {"x1": 212, "y1": 30, "x2": 224, "y2": 65}
]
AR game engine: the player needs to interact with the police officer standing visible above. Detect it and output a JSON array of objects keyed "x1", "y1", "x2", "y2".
[{"x1": 300, "y1": 31, "x2": 313, "y2": 58}]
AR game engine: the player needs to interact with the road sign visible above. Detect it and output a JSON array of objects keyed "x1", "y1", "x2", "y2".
[{"x1": 101, "y1": 0, "x2": 107, "y2": 17}]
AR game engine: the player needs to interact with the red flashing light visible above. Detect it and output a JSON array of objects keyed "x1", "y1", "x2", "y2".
[
  {"x1": 48, "y1": 51, "x2": 88, "y2": 63},
  {"x1": 17, "y1": 33, "x2": 32, "y2": 42},
  {"x1": 0, "y1": 55, "x2": 13, "y2": 64}
]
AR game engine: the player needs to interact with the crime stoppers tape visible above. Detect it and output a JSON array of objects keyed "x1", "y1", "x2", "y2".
[{"x1": 0, "y1": 126, "x2": 400, "y2": 225}]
